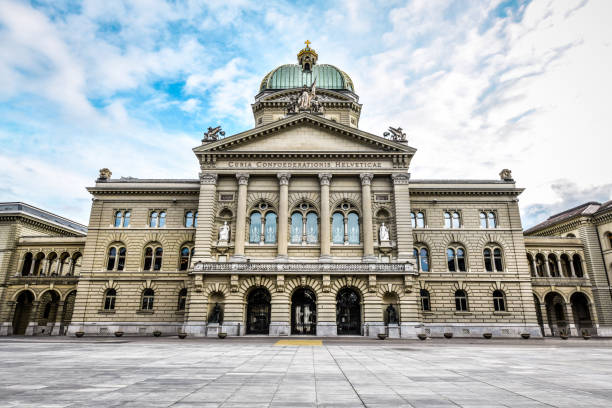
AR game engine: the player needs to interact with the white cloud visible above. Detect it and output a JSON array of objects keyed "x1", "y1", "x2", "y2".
[{"x1": 180, "y1": 98, "x2": 200, "y2": 113}]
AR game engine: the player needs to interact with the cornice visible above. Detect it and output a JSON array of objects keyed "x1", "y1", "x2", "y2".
[
  {"x1": 0, "y1": 215, "x2": 84, "y2": 237},
  {"x1": 87, "y1": 188, "x2": 199, "y2": 195},
  {"x1": 192, "y1": 262, "x2": 416, "y2": 275},
  {"x1": 409, "y1": 188, "x2": 523, "y2": 196}
]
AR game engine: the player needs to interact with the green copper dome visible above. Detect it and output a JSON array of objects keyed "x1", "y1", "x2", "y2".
[{"x1": 259, "y1": 64, "x2": 355, "y2": 93}]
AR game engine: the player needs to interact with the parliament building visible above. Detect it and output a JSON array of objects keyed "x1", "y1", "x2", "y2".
[{"x1": 1, "y1": 44, "x2": 611, "y2": 338}]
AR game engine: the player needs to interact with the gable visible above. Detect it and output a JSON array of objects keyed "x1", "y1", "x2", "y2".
[{"x1": 224, "y1": 123, "x2": 380, "y2": 153}]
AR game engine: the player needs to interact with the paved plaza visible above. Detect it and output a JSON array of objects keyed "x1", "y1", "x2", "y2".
[{"x1": 1, "y1": 337, "x2": 612, "y2": 407}]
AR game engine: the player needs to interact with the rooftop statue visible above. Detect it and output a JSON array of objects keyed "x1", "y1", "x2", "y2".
[
  {"x1": 383, "y1": 126, "x2": 407, "y2": 143},
  {"x1": 287, "y1": 79, "x2": 324, "y2": 115},
  {"x1": 202, "y1": 126, "x2": 225, "y2": 143}
]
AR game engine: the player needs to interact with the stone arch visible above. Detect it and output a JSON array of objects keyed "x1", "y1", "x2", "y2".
[
  {"x1": 476, "y1": 233, "x2": 510, "y2": 253},
  {"x1": 238, "y1": 276, "x2": 276, "y2": 299},
  {"x1": 329, "y1": 276, "x2": 367, "y2": 297},
  {"x1": 412, "y1": 233, "x2": 435, "y2": 251},
  {"x1": 203, "y1": 282, "x2": 230, "y2": 298},
  {"x1": 450, "y1": 281, "x2": 473, "y2": 297},
  {"x1": 329, "y1": 192, "x2": 362, "y2": 215},
  {"x1": 102, "y1": 232, "x2": 135, "y2": 249},
  {"x1": 288, "y1": 192, "x2": 320, "y2": 213},
  {"x1": 377, "y1": 283, "x2": 404, "y2": 300},
  {"x1": 137, "y1": 280, "x2": 159, "y2": 293},
  {"x1": 285, "y1": 276, "x2": 323, "y2": 298},
  {"x1": 98, "y1": 280, "x2": 120, "y2": 295},
  {"x1": 12, "y1": 288, "x2": 37, "y2": 302},
  {"x1": 37, "y1": 288, "x2": 62, "y2": 302},
  {"x1": 247, "y1": 192, "x2": 279, "y2": 211},
  {"x1": 140, "y1": 232, "x2": 171, "y2": 249},
  {"x1": 542, "y1": 289, "x2": 569, "y2": 304},
  {"x1": 532, "y1": 291, "x2": 544, "y2": 304},
  {"x1": 488, "y1": 281, "x2": 509, "y2": 294},
  {"x1": 567, "y1": 289, "x2": 593, "y2": 304}
]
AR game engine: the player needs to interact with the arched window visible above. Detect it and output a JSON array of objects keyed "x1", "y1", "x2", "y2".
[
  {"x1": 107, "y1": 247, "x2": 116, "y2": 270},
  {"x1": 452, "y1": 212, "x2": 460, "y2": 228},
  {"x1": 548, "y1": 254, "x2": 559, "y2": 277},
  {"x1": 573, "y1": 254, "x2": 584, "y2": 277},
  {"x1": 444, "y1": 212, "x2": 451, "y2": 228},
  {"x1": 455, "y1": 290, "x2": 468, "y2": 311},
  {"x1": 493, "y1": 290, "x2": 506, "y2": 312},
  {"x1": 249, "y1": 212, "x2": 262, "y2": 243},
  {"x1": 484, "y1": 246, "x2": 504, "y2": 272},
  {"x1": 447, "y1": 246, "x2": 466, "y2": 272},
  {"x1": 416, "y1": 212, "x2": 425, "y2": 228},
  {"x1": 123, "y1": 211, "x2": 130, "y2": 227},
  {"x1": 527, "y1": 254, "x2": 536, "y2": 276},
  {"x1": 560, "y1": 254, "x2": 572, "y2": 277},
  {"x1": 179, "y1": 246, "x2": 192, "y2": 271},
  {"x1": 479, "y1": 212, "x2": 487, "y2": 228},
  {"x1": 149, "y1": 211, "x2": 158, "y2": 227},
  {"x1": 143, "y1": 246, "x2": 163, "y2": 271},
  {"x1": 141, "y1": 289, "x2": 154, "y2": 310},
  {"x1": 194, "y1": 212, "x2": 198, "y2": 227},
  {"x1": 447, "y1": 248, "x2": 456, "y2": 272},
  {"x1": 291, "y1": 212, "x2": 303, "y2": 244},
  {"x1": 566, "y1": 233, "x2": 576, "y2": 238},
  {"x1": 608, "y1": 233, "x2": 612, "y2": 248},
  {"x1": 185, "y1": 211, "x2": 194, "y2": 227},
  {"x1": 535, "y1": 253, "x2": 546, "y2": 276},
  {"x1": 488, "y1": 212, "x2": 496, "y2": 228},
  {"x1": 306, "y1": 212, "x2": 318, "y2": 244},
  {"x1": 494, "y1": 248, "x2": 504, "y2": 272},
  {"x1": 70, "y1": 253, "x2": 82, "y2": 275},
  {"x1": 117, "y1": 247, "x2": 126, "y2": 271},
  {"x1": 159, "y1": 211, "x2": 166, "y2": 227},
  {"x1": 420, "y1": 289, "x2": 431, "y2": 311},
  {"x1": 410, "y1": 212, "x2": 416, "y2": 228},
  {"x1": 21, "y1": 252, "x2": 33, "y2": 276},
  {"x1": 177, "y1": 288, "x2": 187, "y2": 311},
  {"x1": 114, "y1": 211, "x2": 123, "y2": 227},
  {"x1": 104, "y1": 289, "x2": 116, "y2": 310},
  {"x1": 264, "y1": 212, "x2": 277, "y2": 244},
  {"x1": 332, "y1": 212, "x2": 344, "y2": 244},
  {"x1": 414, "y1": 246, "x2": 430, "y2": 272},
  {"x1": 347, "y1": 212, "x2": 360, "y2": 244}
]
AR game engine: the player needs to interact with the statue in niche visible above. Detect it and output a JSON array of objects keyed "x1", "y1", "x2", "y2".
[
  {"x1": 209, "y1": 302, "x2": 222, "y2": 323},
  {"x1": 379, "y1": 223, "x2": 390, "y2": 242},
  {"x1": 386, "y1": 304, "x2": 398, "y2": 324},
  {"x1": 218, "y1": 221, "x2": 230, "y2": 242}
]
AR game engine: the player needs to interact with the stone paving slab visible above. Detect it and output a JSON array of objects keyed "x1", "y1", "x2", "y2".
[{"x1": 0, "y1": 337, "x2": 612, "y2": 407}]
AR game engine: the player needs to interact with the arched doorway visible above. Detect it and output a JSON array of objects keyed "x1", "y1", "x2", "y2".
[
  {"x1": 246, "y1": 288, "x2": 271, "y2": 334},
  {"x1": 61, "y1": 291, "x2": 77, "y2": 335},
  {"x1": 544, "y1": 292, "x2": 567, "y2": 336},
  {"x1": 533, "y1": 294, "x2": 544, "y2": 336},
  {"x1": 336, "y1": 288, "x2": 361, "y2": 335},
  {"x1": 12, "y1": 291, "x2": 34, "y2": 335},
  {"x1": 291, "y1": 288, "x2": 316, "y2": 335},
  {"x1": 38, "y1": 291, "x2": 60, "y2": 335},
  {"x1": 571, "y1": 292, "x2": 594, "y2": 333}
]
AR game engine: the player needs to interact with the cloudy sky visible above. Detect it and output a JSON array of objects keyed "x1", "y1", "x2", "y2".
[{"x1": 0, "y1": 0, "x2": 610, "y2": 228}]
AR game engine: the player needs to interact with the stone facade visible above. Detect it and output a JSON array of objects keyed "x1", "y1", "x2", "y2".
[{"x1": 0, "y1": 45, "x2": 609, "y2": 338}]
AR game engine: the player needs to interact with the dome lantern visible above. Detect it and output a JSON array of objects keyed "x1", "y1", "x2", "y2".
[{"x1": 297, "y1": 40, "x2": 318, "y2": 71}]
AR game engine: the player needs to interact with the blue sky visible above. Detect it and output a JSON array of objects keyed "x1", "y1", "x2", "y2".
[{"x1": 0, "y1": 0, "x2": 610, "y2": 227}]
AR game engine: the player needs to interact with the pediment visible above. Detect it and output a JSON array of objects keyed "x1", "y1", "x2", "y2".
[{"x1": 194, "y1": 113, "x2": 416, "y2": 156}]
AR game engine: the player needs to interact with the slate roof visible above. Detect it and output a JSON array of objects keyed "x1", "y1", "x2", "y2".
[
  {"x1": 524, "y1": 201, "x2": 604, "y2": 235},
  {"x1": 0, "y1": 202, "x2": 87, "y2": 234}
]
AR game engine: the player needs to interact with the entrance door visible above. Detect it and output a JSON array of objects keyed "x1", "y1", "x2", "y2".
[
  {"x1": 13, "y1": 291, "x2": 34, "y2": 335},
  {"x1": 291, "y1": 288, "x2": 317, "y2": 335},
  {"x1": 336, "y1": 288, "x2": 361, "y2": 335},
  {"x1": 246, "y1": 288, "x2": 271, "y2": 334}
]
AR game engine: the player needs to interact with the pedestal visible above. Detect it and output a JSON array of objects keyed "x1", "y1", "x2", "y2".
[
  {"x1": 206, "y1": 323, "x2": 220, "y2": 337},
  {"x1": 387, "y1": 323, "x2": 400, "y2": 339},
  {"x1": 364, "y1": 321, "x2": 385, "y2": 337}
]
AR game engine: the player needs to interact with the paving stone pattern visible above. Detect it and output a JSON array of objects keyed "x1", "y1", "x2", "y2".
[{"x1": 1, "y1": 337, "x2": 612, "y2": 407}]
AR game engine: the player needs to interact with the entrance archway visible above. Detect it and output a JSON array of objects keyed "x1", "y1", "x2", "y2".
[
  {"x1": 246, "y1": 288, "x2": 271, "y2": 334},
  {"x1": 571, "y1": 292, "x2": 594, "y2": 333},
  {"x1": 61, "y1": 291, "x2": 77, "y2": 335},
  {"x1": 12, "y1": 291, "x2": 34, "y2": 335},
  {"x1": 533, "y1": 294, "x2": 544, "y2": 336},
  {"x1": 544, "y1": 292, "x2": 567, "y2": 336},
  {"x1": 336, "y1": 288, "x2": 361, "y2": 335},
  {"x1": 291, "y1": 288, "x2": 316, "y2": 335},
  {"x1": 38, "y1": 291, "x2": 60, "y2": 335}
]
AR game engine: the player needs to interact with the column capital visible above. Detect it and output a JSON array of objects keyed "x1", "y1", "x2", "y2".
[
  {"x1": 277, "y1": 173, "x2": 291, "y2": 185},
  {"x1": 199, "y1": 172, "x2": 218, "y2": 185},
  {"x1": 236, "y1": 173, "x2": 250, "y2": 185},
  {"x1": 391, "y1": 172, "x2": 410, "y2": 185},
  {"x1": 318, "y1": 173, "x2": 332, "y2": 186},
  {"x1": 360, "y1": 173, "x2": 373, "y2": 185}
]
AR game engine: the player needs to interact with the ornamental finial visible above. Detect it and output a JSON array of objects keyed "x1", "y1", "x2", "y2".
[{"x1": 305, "y1": 40, "x2": 311, "y2": 48}]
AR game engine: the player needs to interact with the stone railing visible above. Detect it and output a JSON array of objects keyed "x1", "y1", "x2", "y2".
[{"x1": 192, "y1": 262, "x2": 415, "y2": 275}]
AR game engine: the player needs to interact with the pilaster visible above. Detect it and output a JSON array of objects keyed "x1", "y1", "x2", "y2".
[
  {"x1": 391, "y1": 173, "x2": 414, "y2": 263},
  {"x1": 360, "y1": 173, "x2": 376, "y2": 262},
  {"x1": 193, "y1": 172, "x2": 218, "y2": 263},
  {"x1": 232, "y1": 173, "x2": 250, "y2": 262}
]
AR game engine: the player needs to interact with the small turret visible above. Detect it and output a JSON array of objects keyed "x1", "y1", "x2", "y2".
[{"x1": 297, "y1": 40, "x2": 318, "y2": 71}]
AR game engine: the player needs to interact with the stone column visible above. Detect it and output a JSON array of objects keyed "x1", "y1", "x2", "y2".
[
  {"x1": 54, "y1": 301, "x2": 65, "y2": 336},
  {"x1": 539, "y1": 301, "x2": 551, "y2": 336},
  {"x1": 319, "y1": 174, "x2": 332, "y2": 261},
  {"x1": 276, "y1": 173, "x2": 291, "y2": 261},
  {"x1": 391, "y1": 173, "x2": 414, "y2": 263},
  {"x1": 55, "y1": 259, "x2": 61, "y2": 275},
  {"x1": 530, "y1": 257, "x2": 538, "y2": 277},
  {"x1": 26, "y1": 301, "x2": 40, "y2": 336},
  {"x1": 569, "y1": 257, "x2": 576, "y2": 277},
  {"x1": 232, "y1": 173, "x2": 250, "y2": 262},
  {"x1": 360, "y1": 173, "x2": 376, "y2": 262},
  {"x1": 29, "y1": 259, "x2": 35, "y2": 276},
  {"x1": 544, "y1": 255, "x2": 551, "y2": 277},
  {"x1": 565, "y1": 302, "x2": 576, "y2": 335},
  {"x1": 193, "y1": 172, "x2": 218, "y2": 263},
  {"x1": 557, "y1": 257, "x2": 564, "y2": 277}
]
